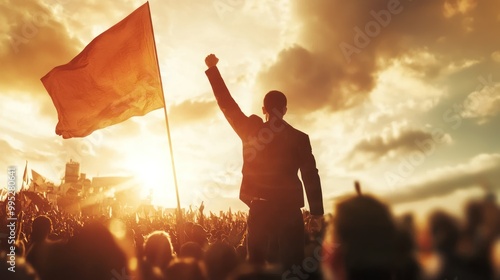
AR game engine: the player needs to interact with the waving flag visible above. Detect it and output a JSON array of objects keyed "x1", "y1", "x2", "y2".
[
  {"x1": 31, "y1": 170, "x2": 46, "y2": 187},
  {"x1": 41, "y1": 2, "x2": 163, "y2": 139}
]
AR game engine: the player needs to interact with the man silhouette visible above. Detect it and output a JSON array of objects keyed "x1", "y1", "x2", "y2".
[{"x1": 205, "y1": 54, "x2": 324, "y2": 268}]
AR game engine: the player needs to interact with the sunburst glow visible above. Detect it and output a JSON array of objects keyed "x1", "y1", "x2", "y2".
[{"x1": 124, "y1": 146, "x2": 177, "y2": 209}]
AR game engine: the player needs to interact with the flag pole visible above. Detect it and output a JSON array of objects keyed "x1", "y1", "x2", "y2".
[
  {"x1": 146, "y1": 2, "x2": 182, "y2": 217},
  {"x1": 22, "y1": 160, "x2": 28, "y2": 191}
]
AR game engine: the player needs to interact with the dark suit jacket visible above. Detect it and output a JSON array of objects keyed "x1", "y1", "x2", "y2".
[{"x1": 206, "y1": 66, "x2": 324, "y2": 215}]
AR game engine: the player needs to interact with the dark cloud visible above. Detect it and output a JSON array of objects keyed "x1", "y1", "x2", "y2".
[
  {"x1": 343, "y1": 127, "x2": 451, "y2": 170},
  {"x1": 257, "y1": 0, "x2": 500, "y2": 114},
  {"x1": 0, "y1": 0, "x2": 82, "y2": 94},
  {"x1": 257, "y1": 46, "x2": 360, "y2": 113},
  {"x1": 384, "y1": 153, "x2": 500, "y2": 204}
]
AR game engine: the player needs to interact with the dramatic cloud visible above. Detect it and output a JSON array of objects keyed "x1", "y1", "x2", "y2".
[
  {"x1": 257, "y1": 45, "x2": 360, "y2": 113},
  {"x1": 461, "y1": 79, "x2": 500, "y2": 123},
  {"x1": 0, "y1": 0, "x2": 82, "y2": 94},
  {"x1": 257, "y1": 0, "x2": 500, "y2": 114},
  {"x1": 343, "y1": 125, "x2": 452, "y2": 170},
  {"x1": 384, "y1": 153, "x2": 500, "y2": 204}
]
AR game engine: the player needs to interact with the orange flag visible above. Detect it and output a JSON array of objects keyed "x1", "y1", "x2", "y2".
[{"x1": 41, "y1": 2, "x2": 163, "y2": 139}]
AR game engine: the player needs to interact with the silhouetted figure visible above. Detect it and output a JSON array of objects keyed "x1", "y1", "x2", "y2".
[
  {"x1": 191, "y1": 224, "x2": 209, "y2": 249},
  {"x1": 428, "y1": 210, "x2": 478, "y2": 280},
  {"x1": 142, "y1": 231, "x2": 175, "y2": 280},
  {"x1": 204, "y1": 54, "x2": 324, "y2": 269},
  {"x1": 204, "y1": 242, "x2": 239, "y2": 280},
  {"x1": 26, "y1": 215, "x2": 52, "y2": 255},
  {"x1": 179, "y1": 241, "x2": 204, "y2": 260},
  {"x1": 394, "y1": 214, "x2": 421, "y2": 280},
  {"x1": 323, "y1": 195, "x2": 398, "y2": 280},
  {"x1": 26, "y1": 216, "x2": 60, "y2": 280},
  {"x1": 66, "y1": 221, "x2": 129, "y2": 280},
  {"x1": 460, "y1": 201, "x2": 496, "y2": 280}
]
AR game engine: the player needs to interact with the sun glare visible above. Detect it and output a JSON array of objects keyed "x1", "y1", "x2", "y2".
[{"x1": 124, "y1": 154, "x2": 177, "y2": 209}]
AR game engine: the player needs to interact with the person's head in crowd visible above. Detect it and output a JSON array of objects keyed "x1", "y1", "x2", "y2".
[
  {"x1": 180, "y1": 241, "x2": 204, "y2": 260},
  {"x1": 165, "y1": 258, "x2": 206, "y2": 280},
  {"x1": 67, "y1": 221, "x2": 129, "y2": 280},
  {"x1": 191, "y1": 224, "x2": 209, "y2": 248},
  {"x1": 429, "y1": 208, "x2": 495, "y2": 280},
  {"x1": 184, "y1": 222, "x2": 194, "y2": 236},
  {"x1": 395, "y1": 213, "x2": 418, "y2": 255},
  {"x1": 30, "y1": 215, "x2": 52, "y2": 243},
  {"x1": 144, "y1": 230, "x2": 174, "y2": 269},
  {"x1": 204, "y1": 242, "x2": 239, "y2": 280},
  {"x1": 429, "y1": 210, "x2": 459, "y2": 255},
  {"x1": 394, "y1": 214, "x2": 421, "y2": 280},
  {"x1": 465, "y1": 201, "x2": 483, "y2": 233},
  {"x1": 0, "y1": 252, "x2": 39, "y2": 280},
  {"x1": 324, "y1": 195, "x2": 397, "y2": 280},
  {"x1": 400, "y1": 213, "x2": 415, "y2": 233}
]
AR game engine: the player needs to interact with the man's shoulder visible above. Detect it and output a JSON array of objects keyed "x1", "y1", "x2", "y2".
[
  {"x1": 244, "y1": 114, "x2": 264, "y2": 134},
  {"x1": 249, "y1": 114, "x2": 264, "y2": 123},
  {"x1": 284, "y1": 121, "x2": 309, "y2": 138}
]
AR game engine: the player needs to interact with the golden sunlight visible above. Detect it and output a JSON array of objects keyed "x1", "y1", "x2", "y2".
[{"x1": 124, "y1": 151, "x2": 177, "y2": 209}]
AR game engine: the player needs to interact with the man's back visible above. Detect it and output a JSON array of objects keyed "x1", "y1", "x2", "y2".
[
  {"x1": 205, "y1": 54, "x2": 324, "y2": 267},
  {"x1": 205, "y1": 64, "x2": 323, "y2": 216},
  {"x1": 239, "y1": 118, "x2": 318, "y2": 210}
]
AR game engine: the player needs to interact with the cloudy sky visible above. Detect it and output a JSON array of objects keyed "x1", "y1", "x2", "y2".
[{"x1": 1, "y1": 0, "x2": 499, "y2": 216}]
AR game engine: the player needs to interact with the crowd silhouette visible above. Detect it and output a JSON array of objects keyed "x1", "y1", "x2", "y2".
[{"x1": 1, "y1": 187, "x2": 499, "y2": 280}]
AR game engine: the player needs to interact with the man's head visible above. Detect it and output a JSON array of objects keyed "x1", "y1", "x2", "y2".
[{"x1": 262, "y1": 90, "x2": 287, "y2": 120}]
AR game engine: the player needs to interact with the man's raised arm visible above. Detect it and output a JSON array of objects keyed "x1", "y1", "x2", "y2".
[{"x1": 205, "y1": 54, "x2": 248, "y2": 137}]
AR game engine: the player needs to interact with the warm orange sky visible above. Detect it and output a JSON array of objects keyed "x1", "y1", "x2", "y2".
[{"x1": 1, "y1": 0, "x2": 499, "y2": 216}]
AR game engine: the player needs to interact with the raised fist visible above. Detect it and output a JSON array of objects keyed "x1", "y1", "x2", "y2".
[{"x1": 205, "y1": 54, "x2": 219, "y2": 68}]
